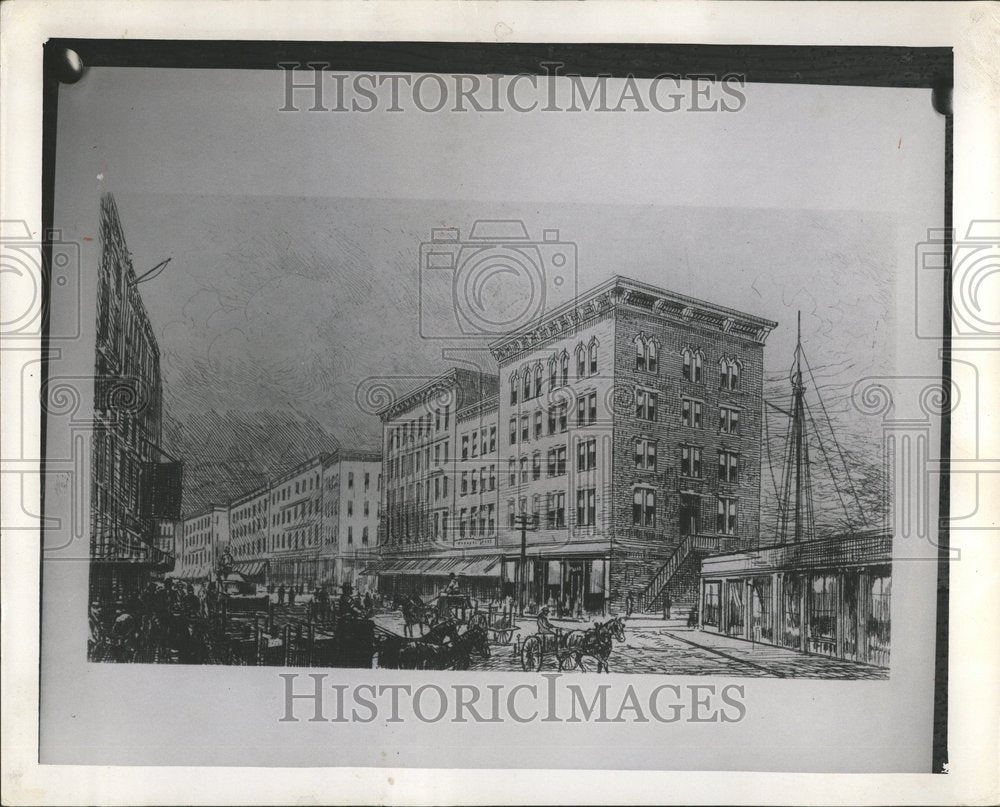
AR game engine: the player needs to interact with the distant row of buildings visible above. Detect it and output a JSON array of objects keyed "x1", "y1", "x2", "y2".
[{"x1": 164, "y1": 449, "x2": 381, "y2": 590}]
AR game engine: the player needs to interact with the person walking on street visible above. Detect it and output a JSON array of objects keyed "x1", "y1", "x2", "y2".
[
  {"x1": 625, "y1": 591, "x2": 635, "y2": 618},
  {"x1": 277, "y1": 584, "x2": 286, "y2": 606},
  {"x1": 288, "y1": 586, "x2": 297, "y2": 606},
  {"x1": 663, "y1": 593, "x2": 672, "y2": 621}
]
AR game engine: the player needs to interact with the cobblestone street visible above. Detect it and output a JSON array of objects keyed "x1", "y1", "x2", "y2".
[{"x1": 371, "y1": 612, "x2": 889, "y2": 679}]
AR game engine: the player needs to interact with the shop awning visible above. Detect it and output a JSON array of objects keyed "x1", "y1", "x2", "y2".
[
  {"x1": 454, "y1": 555, "x2": 502, "y2": 577},
  {"x1": 234, "y1": 560, "x2": 268, "y2": 577},
  {"x1": 374, "y1": 555, "x2": 502, "y2": 577}
]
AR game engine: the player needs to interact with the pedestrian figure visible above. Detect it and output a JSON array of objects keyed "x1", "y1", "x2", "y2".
[
  {"x1": 625, "y1": 591, "x2": 634, "y2": 618},
  {"x1": 277, "y1": 584, "x2": 286, "y2": 606},
  {"x1": 288, "y1": 586, "x2": 297, "y2": 606},
  {"x1": 663, "y1": 593, "x2": 672, "y2": 621}
]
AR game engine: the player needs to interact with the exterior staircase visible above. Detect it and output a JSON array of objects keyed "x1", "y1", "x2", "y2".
[{"x1": 637, "y1": 534, "x2": 733, "y2": 614}]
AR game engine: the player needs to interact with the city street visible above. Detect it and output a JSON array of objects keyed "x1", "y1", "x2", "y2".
[{"x1": 371, "y1": 611, "x2": 889, "y2": 679}]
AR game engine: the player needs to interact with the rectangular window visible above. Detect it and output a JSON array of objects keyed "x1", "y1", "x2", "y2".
[
  {"x1": 720, "y1": 406, "x2": 741, "y2": 435},
  {"x1": 635, "y1": 388, "x2": 657, "y2": 421},
  {"x1": 520, "y1": 457, "x2": 528, "y2": 484},
  {"x1": 489, "y1": 426, "x2": 497, "y2": 453},
  {"x1": 534, "y1": 411, "x2": 543, "y2": 439},
  {"x1": 576, "y1": 487, "x2": 596, "y2": 526},
  {"x1": 509, "y1": 417, "x2": 517, "y2": 445},
  {"x1": 532, "y1": 453, "x2": 541, "y2": 481},
  {"x1": 471, "y1": 431, "x2": 478, "y2": 458},
  {"x1": 521, "y1": 415, "x2": 530, "y2": 442},
  {"x1": 681, "y1": 446, "x2": 703, "y2": 478},
  {"x1": 462, "y1": 435, "x2": 469, "y2": 460},
  {"x1": 634, "y1": 438, "x2": 657, "y2": 471},
  {"x1": 548, "y1": 407, "x2": 556, "y2": 435},
  {"x1": 348, "y1": 472, "x2": 354, "y2": 489},
  {"x1": 489, "y1": 464, "x2": 496, "y2": 490},
  {"x1": 471, "y1": 471, "x2": 478, "y2": 494},
  {"x1": 347, "y1": 526, "x2": 353, "y2": 545},
  {"x1": 548, "y1": 446, "x2": 567, "y2": 477},
  {"x1": 364, "y1": 472, "x2": 370, "y2": 490},
  {"x1": 718, "y1": 450, "x2": 740, "y2": 483},
  {"x1": 558, "y1": 402, "x2": 568, "y2": 433},
  {"x1": 507, "y1": 501, "x2": 515, "y2": 528},
  {"x1": 461, "y1": 471, "x2": 468, "y2": 495},
  {"x1": 548, "y1": 492, "x2": 566, "y2": 529},
  {"x1": 717, "y1": 497, "x2": 738, "y2": 534},
  {"x1": 577, "y1": 391, "x2": 597, "y2": 427},
  {"x1": 682, "y1": 398, "x2": 703, "y2": 428},
  {"x1": 632, "y1": 488, "x2": 656, "y2": 527},
  {"x1": 508, "y1": 458, "x2": 516, "y2": 486},
  {"x1": 576, "y1": 438, "x2": 597, "y2": 472}
]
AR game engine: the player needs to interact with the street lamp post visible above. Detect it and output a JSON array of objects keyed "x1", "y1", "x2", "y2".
[{"x1": 512, "y1": 512, "x2": 538, "y2": 616}]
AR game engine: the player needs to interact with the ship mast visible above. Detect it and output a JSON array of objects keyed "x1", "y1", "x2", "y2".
[{"x1": 779, "y1": 312, "x2": 816, "y2": 543}]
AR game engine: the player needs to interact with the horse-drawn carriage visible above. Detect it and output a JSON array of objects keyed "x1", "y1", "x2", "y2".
[{"x1": 517, "y1": 616, "x2": 626, "y2": 672}]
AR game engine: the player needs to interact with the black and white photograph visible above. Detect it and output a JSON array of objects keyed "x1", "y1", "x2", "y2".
[{"x1": 3, "y1": 2, "x2": 999, "y2": 804}]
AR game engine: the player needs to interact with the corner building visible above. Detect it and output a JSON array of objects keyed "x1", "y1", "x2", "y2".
[{"x1": 489, "y1": 276, "x2": 776, "y2": 614}]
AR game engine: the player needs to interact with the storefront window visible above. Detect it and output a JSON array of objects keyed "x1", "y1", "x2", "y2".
[
  {"x1": 808, "y1": 573, "x2": 838, "y2": 656},
  {"x1": 702, "y1": 581, "x2": 721, "y2": 627}
]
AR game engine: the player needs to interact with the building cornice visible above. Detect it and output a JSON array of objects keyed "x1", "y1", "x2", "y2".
[{"x1": 489, "y1": 276, "x2": 778, "y2": 366}]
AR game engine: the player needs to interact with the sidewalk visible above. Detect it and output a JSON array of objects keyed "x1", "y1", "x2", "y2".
[{"x1": 661, "y1": 626, "x2": 889, "y2": 679}]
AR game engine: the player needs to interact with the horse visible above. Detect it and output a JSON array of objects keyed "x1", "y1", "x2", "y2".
[
  {"x1": 557, "y1": 616, "x2": 626, "y2": 673},
  {"x1": 393, "y1": 594, "x2": 432, "y2": 637},
  {"x1": 414, "y1": 624, "x2": 491, "y2": 671},
  {"x1": 376, "y1": 618, "x2": 461, "y2": 669}
]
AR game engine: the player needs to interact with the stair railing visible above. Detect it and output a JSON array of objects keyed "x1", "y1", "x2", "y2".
[{"x1": 637, "y1": 535, "x2": 694, "y2": 613}]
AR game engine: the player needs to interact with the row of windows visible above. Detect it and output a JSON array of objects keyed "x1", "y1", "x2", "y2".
[
  {"x1": 388, "y1": 440, "x2": 450, "y2": 481},
  {"x1": 633, "y1": 489, "x2": 739, "y2": 534},
  {"x1": 461, "y1": 426, "x2": 498, "y2": 460},
  {"x1": 509, "y1": 340, "x2": 600, "y2": 404},
  {"x1": 460, "y1": 466, "x2": 498, "y2": 496},
  {"x1": 509, "y1": 391, "x2": 598, "y2": 444},
  {"x1": 388, "y1": 406, "x2": 453, "y2": 450}
]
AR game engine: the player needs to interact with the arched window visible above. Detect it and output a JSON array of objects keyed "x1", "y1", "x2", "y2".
[
  {"x1": 720, "y1": 357, "x2": 741, "y2": 391},
  {"x1": 632, "y1": 487, "x2": 656, "y2": 528},
  {"x1": 647, "y1": 340, "x2": 658, "y2": 373},
  {"x1": 682, "y1": 347, "x2": 692, "y2": 380},
  {"x1": 510, "y1": 372, "x2": 518, "y2": 405},
  {"x1": 693, "y1": 350, "x2": 704, "y2": 383},
  {"x1": 548, "y1": 357, "x2": 558, "y2": 389},
  {"x1": 588, "y1": 339, "x2": 598, "y2": 375},
  {"x1": 635, "y1": 336, "x2": 647, "y2": 371},
  {"x1": 534, "y1": 364, "x2": 543, "y2": 398},
  {"x1": 522, "y1": 368, "x2": 531, "y2": 400},
  {"x1": 576, "y1": 344, "x2": 586, "y2": 379}
]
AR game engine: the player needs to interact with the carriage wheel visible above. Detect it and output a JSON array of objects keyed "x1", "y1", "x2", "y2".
[{"x1": 520, "y1": 636, "x2": 543, "y2": 672}]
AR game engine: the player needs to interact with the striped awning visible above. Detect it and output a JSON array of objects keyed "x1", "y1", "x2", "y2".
[
  {"x1": 374, "y1": 555, "x2": 502, "y2": 577},
  {"x1": 234, "y1": 560, "x2": 268, "y2": 577}
]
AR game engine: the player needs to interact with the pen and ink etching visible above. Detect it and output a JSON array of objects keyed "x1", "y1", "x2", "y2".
[{"x1": 80, "y1": 193, "x2": 900, "y2": 679}]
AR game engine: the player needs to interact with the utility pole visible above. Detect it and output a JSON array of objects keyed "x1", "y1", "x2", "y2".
[{"x1": 512, "y1": 512, "x2": 538, "y2": 616}]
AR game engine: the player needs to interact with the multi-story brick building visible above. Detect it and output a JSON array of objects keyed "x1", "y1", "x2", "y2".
[
  {"x1": 178, "y1": 505, "x2": 229, "y2": 579},
  {"x1": 376, "y1": 368, "x2": 500, "y2": 598},
  {"x1": 489, "y1": 276, "x2": 776, "y2": 614},
  {"x1": 88, "y1": 194, "x2": 180, "y2": 604},
  {"x1": 227, "y1": 486, "x2": 270, "y2": 580},
  {"x1": 268, "y1": 455, "x2": 326, "y2": 589},
  {"x1": 321, "y1": 450, "x2": 382, "y2": 590}
]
